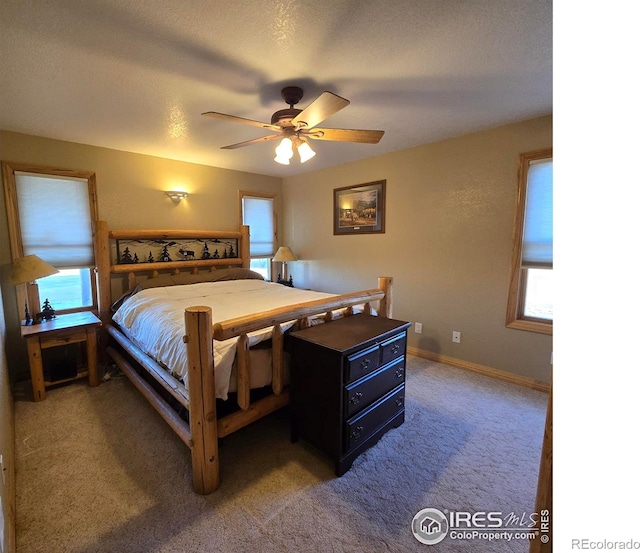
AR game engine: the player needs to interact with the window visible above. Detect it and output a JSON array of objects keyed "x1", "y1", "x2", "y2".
[
  {"x1": 506, "y1": 149, "x2": 552, "y2": 334},
  {"x1": 2, "y1": 162, "x2": 99, "y2": 314},
  {"x1": 239, "y1": 191, "x2": 277, "y2": 280}
]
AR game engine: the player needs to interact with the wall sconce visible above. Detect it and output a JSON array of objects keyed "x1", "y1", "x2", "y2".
[{"x1": 165, "y1": 191, "x2": 188, "y2": 204}]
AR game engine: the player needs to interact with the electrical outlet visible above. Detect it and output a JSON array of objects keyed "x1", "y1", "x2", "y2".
[
  {"x1": 415, "y1": 322, "x2": 422, "y2": 334},
  {"x1": 452, "y1": 331, "x2": 461, "y2": 343}
]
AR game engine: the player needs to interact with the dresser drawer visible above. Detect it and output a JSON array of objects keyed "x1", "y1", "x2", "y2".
[
  {"x1": 345, "y1": 345, "x2": 380, "y2": 382},
  {"x1": 380, "y1": 332, "x2": 407, "y2": 366},
  {"x1": 344, "y1": 385, "x2": 405, "y2": 452},
  {"x1": 344, "y1": 358, "x2": 405, "y2": 418}
]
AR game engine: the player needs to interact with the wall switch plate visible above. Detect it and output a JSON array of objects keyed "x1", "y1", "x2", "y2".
[
  {"x1": 415, "y1": 322, "x2": 422, "y2": 334},
  {"x1": 452, "y1": 331, "x2": 461, "y2": 343}
]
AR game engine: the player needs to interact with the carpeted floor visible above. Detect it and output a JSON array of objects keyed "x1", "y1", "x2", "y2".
[{"x1": 14, "y1": 356, "x2": 548, "y2": 552}]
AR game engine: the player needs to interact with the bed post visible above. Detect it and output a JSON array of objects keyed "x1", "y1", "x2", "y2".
[
  {"x1": 95, "y1": 220, "x2": 112, "y2": 322},
  {"x1": 240, "y1": 225, "x2": 250, "y2": 269},
  {"x1": 378, "y1": 276, "x2": 393, "y2": 318},
  {"x1": 185, "y1": 306, "x2": 219, "y2": 494}
]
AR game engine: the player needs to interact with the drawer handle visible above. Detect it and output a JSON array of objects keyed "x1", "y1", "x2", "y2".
[
  {"x1": 349, "y1": 391, "x2": 363, "y2": 405},
  {"x1": 391, "y1": 344, "x2": 400, "y2": 355},
  {"x1": 395, "y1": 368, "x2": 404, "y2": 378},
  {"x1": 395, "y1": 397, "x2": 404, "y2": 407},
  {"x1": 359, "y1": 358, "x2": 370, "y2": 370},
  {"x1": 351, "y1": 426, "x2": 364, "y2": 441}
]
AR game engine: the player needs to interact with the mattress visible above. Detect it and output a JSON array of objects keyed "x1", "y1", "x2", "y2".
[{"x1": 111, "y1": 279, "x2": 339, "y2": 399}]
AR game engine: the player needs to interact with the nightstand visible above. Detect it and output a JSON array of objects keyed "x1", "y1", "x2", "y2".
[
  {"x1": 20, "y1": 311, "x2": 102, "y2": 401},
  {"x1": 288, "y1": 313, "x2": 411, "y2": 476}
]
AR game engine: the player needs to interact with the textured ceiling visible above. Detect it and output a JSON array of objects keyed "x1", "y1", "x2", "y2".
[{"x1": 0, "y1": 0, "x2": 552, "y2": 178}]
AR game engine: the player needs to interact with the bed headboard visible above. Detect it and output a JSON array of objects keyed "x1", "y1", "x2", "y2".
[{"x1": 95, "y1": 221, "x2": 251, "y2": 321}]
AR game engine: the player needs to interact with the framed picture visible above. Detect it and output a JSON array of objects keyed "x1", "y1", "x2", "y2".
[{"x1": 333, "y1": 180, "x2": 386, "y2": 235}]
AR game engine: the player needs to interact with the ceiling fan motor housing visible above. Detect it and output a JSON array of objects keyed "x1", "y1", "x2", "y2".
[
  {"x1": 281, "y1": 86, "x2": 304, "y2": 106},
  {"x1": 272, "y1": 87, "x2": 305, "y2": 127},
  {"x1": 271, "y1": 108, "x2": 302, "y2": 127}
]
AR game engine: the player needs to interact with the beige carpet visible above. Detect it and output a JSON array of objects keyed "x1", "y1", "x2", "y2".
[{"x1": 14, "y1": 356, "x2": 548, "y2": 552}]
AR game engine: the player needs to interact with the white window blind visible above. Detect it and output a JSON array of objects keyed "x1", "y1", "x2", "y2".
[
  {"x1": 15, "y1": 172, "x2": 95, "y2": 268},
  {"x1": 522, "y1": 158, "x2": 553, "y2": 268},
  {"x1": 242, "y1": 196, "x2": 275, "y2": 257}
]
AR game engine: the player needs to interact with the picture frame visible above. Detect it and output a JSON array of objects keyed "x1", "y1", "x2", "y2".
[{"x1": 333, "y1": 180, "x2": 386, "y2": 235}]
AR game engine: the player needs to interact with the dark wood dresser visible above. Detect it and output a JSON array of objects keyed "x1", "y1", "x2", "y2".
[{"x1": 288, "y1": 313, "x2": 411, "y2": 476}]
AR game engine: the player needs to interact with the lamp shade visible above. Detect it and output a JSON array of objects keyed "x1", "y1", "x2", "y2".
[
  {"x1": 273, "y1": 246, "x2": 297, "y2": 262},
  {"x1": 274, "y1": 137, "x2": 294, "y2": 165},
  {"x1": 8, "y1": 254, "x2": 59, "y2": 286},
  {"x1": 297, "y1": 141, "x2": 316, "y2": 163}
]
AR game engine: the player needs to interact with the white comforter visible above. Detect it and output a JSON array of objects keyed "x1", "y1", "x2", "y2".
[{"x1": 112, "y1": 279, "x2": 337, "y2": 399}]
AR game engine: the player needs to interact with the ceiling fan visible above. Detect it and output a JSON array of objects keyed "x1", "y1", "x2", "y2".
[{"x1": 202, "y1": 86, "x2": 385, "y2": 165}]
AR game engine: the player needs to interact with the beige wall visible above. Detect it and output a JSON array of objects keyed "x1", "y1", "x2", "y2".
[
  {"x1": 0, "y1": 131, "x2": 281, "y2": 232},
  {"x1": 282, "y1": 115, "x2": 553, "y2": 384},
  {"x1": 0, "y1": 130, "x2": 282, "y2": 378},
  {"x1": 1, "y1": 118, "x2": 552, "y2": 387}
]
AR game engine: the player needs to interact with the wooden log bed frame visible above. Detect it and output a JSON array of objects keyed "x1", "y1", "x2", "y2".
[{"x1": 95, "y1": 220, "x2": 393, "y2": 494}]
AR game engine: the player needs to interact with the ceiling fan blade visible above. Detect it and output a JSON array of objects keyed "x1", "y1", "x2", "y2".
[
  {"x1": 292, "y1": 92, "x2": 350, "y2": 129},
  {"x1": 305, "y1": 127, "x2": 385, "y2": 144},
  {"x1": 202, "y1": 111, "x2": 281, "y2": 132},
  {"x1": 221, "y1": 134, "x2": 282, "y2": 149}
]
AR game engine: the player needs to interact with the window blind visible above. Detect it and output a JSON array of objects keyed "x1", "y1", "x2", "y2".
[
  {"x1": 15, "y1": 172, "x2": 95, "y2": 268},
  {"x1": 522, "y1": 159, "x2": 553, "y2": 268},
  {"x1": 242, "y1": 196, "x2": 275, "y2": 257}
]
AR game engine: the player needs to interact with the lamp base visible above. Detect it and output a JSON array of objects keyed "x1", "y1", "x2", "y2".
[
  {"x1": 22, "y1": 316, "x2": 42, "y2": 326},
  {"x1": 23, "y1": 300, "x2": 33, "y2": 326},
  {"x1": 21, "y1": 300, "x2": 44, "y2": 326},
  {"x1": 277, "y1": 274, "x2": 294, "y2": 287}
]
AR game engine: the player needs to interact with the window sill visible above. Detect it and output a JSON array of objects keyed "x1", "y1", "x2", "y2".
[{"x1": 506, "y1": 319, "x2": 552, "y2": 335}]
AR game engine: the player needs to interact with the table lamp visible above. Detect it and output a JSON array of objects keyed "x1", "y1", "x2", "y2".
[
  {"x1": 8, "y1": 254, "x2": 59, "y2": 325},
  {"x1": 273, "y1": 246, "x2": 297, "y2": 286}
]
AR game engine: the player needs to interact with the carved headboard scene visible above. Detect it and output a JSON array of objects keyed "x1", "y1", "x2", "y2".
[{"x1": 95, "y1": 222, "x2": 251, "y2": 320}]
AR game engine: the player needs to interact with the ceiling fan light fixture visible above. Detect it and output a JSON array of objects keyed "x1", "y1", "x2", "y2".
[
  {"x1": 297, "y1": 140, "x2": 316, "y2": 163},
  {"x1": 274, "y1": 137, "x2": 294, "y2": 165},
  {"x1": 274, "y1": 153, "x2": 290, "y2": 165}
]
